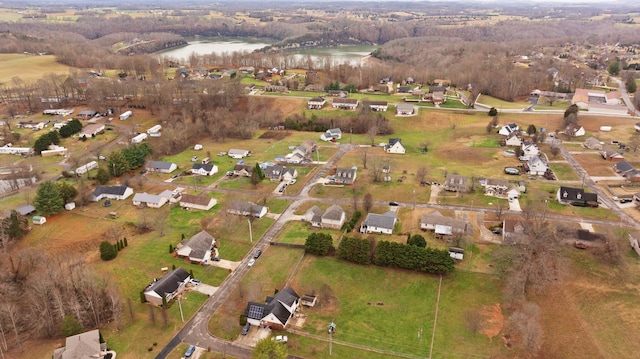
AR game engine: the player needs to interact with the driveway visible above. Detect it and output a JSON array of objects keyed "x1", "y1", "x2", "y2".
[
  {"x1": 234, "y1": 325, "x2": 272, "y2": 347},
  {"x1": 208, "y1": 259, "x2": 239, "y2": 271},
  {"x1": 508, "y1": 198, "x2": 522, "y2": 212},
  {"x1": 192, "y1": 284, "x2": 218, "y2": 296}
]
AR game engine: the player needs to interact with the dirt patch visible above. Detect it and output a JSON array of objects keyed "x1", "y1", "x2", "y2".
[
  {"x1": 259, "y1": 130, "x2": 292, "y2": 140},
  {"x1": 479, "y1": 303, "x2": 504, "y2": 339},
  {"x1": 573, "y1": 153, "x2": 617, "y2": 176}
]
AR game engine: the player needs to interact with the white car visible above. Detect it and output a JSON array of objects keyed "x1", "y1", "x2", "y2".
[
  {"x1": 272, "y1": 335, "x2": 288, "y2": 343},
  {"x1": 248, "y1": 258, "x2": 256, "y2": 267},
  {"x1": 289, "y1": 179, "x2": 297, "y2": 185}
]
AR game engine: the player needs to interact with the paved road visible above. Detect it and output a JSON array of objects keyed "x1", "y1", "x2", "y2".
[{"x1": 612, "y1": 77, "x2": 640, "y2": 117}]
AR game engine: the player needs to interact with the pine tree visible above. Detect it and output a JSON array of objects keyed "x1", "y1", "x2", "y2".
[{"x1": 34, "y1": 181, "x2": 64, "y2": 216}]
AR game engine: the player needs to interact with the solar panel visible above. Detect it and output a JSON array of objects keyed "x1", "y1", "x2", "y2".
[{"x1": 247, "y1": 305, "x2": 264, "y2": 319}]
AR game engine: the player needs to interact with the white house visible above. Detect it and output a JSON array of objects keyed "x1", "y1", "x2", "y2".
[
  {"x1": 90, "y1": 186, "x2": 133, "y2": 201},
  {"x1": 228, "y1": 149, "x2": 250, "y2": 159},
  {"x1": 0, "y1": 146, "x2": 33, "y2": 155},
  {"x1": 332, "y1": 98, "x2": 359, "y2": 110},
  {"x1": 368, "y1": 101, "x2": 388, "y2": 112},
  {"x1": 227, "y1": 200, "x2": 268, "y2": 218},
  {"x1": 179, "y1": 193, "x2": 217, "y2": 211},
  {"x1": 119, "y1": 110, "x2": 132, "y2": 121},
  {"x1": 191, "y1": 163, "x2": 218, "y2": 176},
  {"x1": 132, "y1": 192, "x2": 169, "y2": 208},
  {"x1": 304, "y1": 204, "x2": 345, "y2": 229},
  {"x1": 320, "y1": 128, "x2": 342, "y2": 141},
  {"x1": 307, "y1": 97, "x2": 326, "y2": 109},
  {"x1": 385, "y1": 138, "x2": 406, "y2": 154},
  {"x1": 420, "y1": 211, "x2": 468, "y2": 234},
  {"x1": 505, "y1": 132, "x2": 522, "y2": 146},
  {"x1": 147, "y1": 161, "x2": 177, "y2": 173},
  {"x1": 333, "y1": 167, "x2": 357, "y2": 185},
  {"x1": 75, "y1": 160, "x2": 98, "y2": 176},
  {"x1": 131, "y1": 133, "x2": 148, "y2": 144},
  {"x1": 499, "y1": 123, "x2": 519, "y2": 136},
  {"x1": 564, "y1": 123, "x2": 585, "y2": 137},
  {"x1": 264, "y1": 164, "x2": 298, "y2": 182},
  {"x1": 520, "y1": 143, "x2": 540, "y2": 160},
  {"x1": 176, "y1": 230, "x2": 216, "y2": 264},
  {"x1": 41, "y1": 145, "x2": 68, "y2": 157},
  {"x1": 143, "y1": 268, "x2": 190, "y2": 306},
  {"x1": 396, "y1": 103, "x2": 416, "y2": 116},
  {"x1": 360, "y1": 211, "x2": 397, "y2": 234},
  {"x1": 78, "y1": 123, "x2": 105, "y2": 138},
  {"x1": 245, "y1": 287, "x2": 300, "y2": 330},
  {"x1": 524, "y1": 155, "x2": 548, "y2": 176}
]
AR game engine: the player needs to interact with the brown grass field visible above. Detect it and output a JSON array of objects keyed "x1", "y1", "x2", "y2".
[{"x1": 0, "y1": 54, "x2": 71, "y2": 84}]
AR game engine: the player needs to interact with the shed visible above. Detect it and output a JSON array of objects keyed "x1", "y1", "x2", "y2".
[
  {"x1": 449, "y1": 247, "x2": 464, "y2": 260},
  {"x1": 32, "y1": 216, "x2": 46, "y2": 225},
  {"x1": 301, "y1": 294, "x2": 318, "y2": 307},
  {"x1": 64, "y1": 202, "x2": 76, "y2": 211}
]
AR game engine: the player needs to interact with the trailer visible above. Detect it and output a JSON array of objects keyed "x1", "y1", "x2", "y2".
[
  {"x1": 147, "y1": 125, "x2": 162, "y2": 135},
  {"x1": 131, "y1": 133, "x2": 148, "y2": 144},
  {"x1": 76, "y1": 161, "x2": 98, "y2": 176},
  {"x1": 119, "y1": 110, "x2": 133, "y2": 121}
]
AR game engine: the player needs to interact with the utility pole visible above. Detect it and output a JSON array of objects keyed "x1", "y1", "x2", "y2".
[
  {"x1": 413, "y1": 189, "x2": 416, "y2": 210},
  {"x1": 328, "y1": 321, "x2": 336, "y2": 356},
  {"x1": 248, "y1": 218, "x2": 253, "y2": 242},
  {"x1": 177, "y1": 296, "x2": 184, "y2": 322}
]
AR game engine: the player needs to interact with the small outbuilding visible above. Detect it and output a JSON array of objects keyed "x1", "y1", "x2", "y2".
[{"x1": 32, "y1": 216, "x2": 46, "y2": 225}]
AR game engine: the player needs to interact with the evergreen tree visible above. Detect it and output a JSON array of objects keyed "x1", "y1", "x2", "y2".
[
  {"x1": 100, "y1": 241, "x2": 118, "y2": 260},
  {"x1": 34, "y1": 181, "x2": 64, "y2": 216},
  {"x1": 627, "y1": 77, "x2": 637, "y2": 94},
  {"x1": 56, "y1": 182, "x2": 78, "y2": 203},
  {"x1": 124, "y1": 237, "x2": 128, "y2": 247},
  {"x1": 95, "y1": 167, "x2": 111, "y2": 185},
  {"x1": 61, "y1": 315, "x2": 83, "y2": 337}
]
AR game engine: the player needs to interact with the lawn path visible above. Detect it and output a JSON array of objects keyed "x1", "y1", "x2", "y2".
[{"x1": 429, "y1": 275, "x2": 443, "y2": 359}]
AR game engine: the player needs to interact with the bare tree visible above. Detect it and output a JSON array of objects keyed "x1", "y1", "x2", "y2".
[
  {"x1": 363, "y1": 193, "x2": 373, "y2": 212},
  {"x1": 0, "y1": 303, "x2": 22, "y2": 351},
  {"x1": 464, "y1": 309, "x2": 483, "y2": 338},
  {"x1": 361, "y1": 148, "x2": 368, "y2": 169},
  {"x1": 153, "y1": 207, "x2": 170, "y2": 237},
  {"x1": 508, "y1": 302, "x2": 543, "y2": 354},
  {"x1": 416, "y1": 166, "x2": 428, "y2": 183}
]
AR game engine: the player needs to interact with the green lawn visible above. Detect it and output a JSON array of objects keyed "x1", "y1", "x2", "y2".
[
  {"x1": 274, "y1": 221, "x2": 338, "y2": 245},
  {"x1": 549, "y1": 162, "x2": 579, "y2": 181},
  {"x1": 289, "y1": 257, "x2": 505, "y2": 358},
  {"x1": 477, "y1": 94, "x2": 530, "y2": 110}
]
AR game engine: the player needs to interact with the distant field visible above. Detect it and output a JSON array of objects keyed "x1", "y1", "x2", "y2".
[{"x1": 0, "y1": 54, "x2": 70, "y2": 83}]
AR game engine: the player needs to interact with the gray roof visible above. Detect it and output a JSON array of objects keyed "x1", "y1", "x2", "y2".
[
  {"x1": 145, "y1": 267, "x2": 190, "y2": 299},
  {"x1": 56, "y1": 329, "x2": 101, "y2": 359},
  {"x1": 191, "y1": 163, "x2": 216, "y2": 172},
  {"x1": 133, "y1": 192, "x2": 163, "y2": 204},
  {"x1": 420, "y1": 211, "x2": 469, "y2": 232},
  {"x1": 396, "y1": 103, "x2": 414, "y2": 111},
  {"x1": 363, "y1": 211, "x2": 397, "y2": 230},
  {"x1": 181, "y1": 230, "x2": 215, "y2": 260},
  {"x1": 15, "y1": 204, "x2": 36, "y2": 216},
  {"x1": 322, "y1": 204, "x2": 344, "y2": 221},
  {"x1": 306, "y1": 206, "x2": 323, "y2": 223},
  {"x1": 92, "y1": 186, "x2": 130, "y2": 197},
  {"x1": 148, "y1": 161, "x2": 175, "y2": 170},
  {"x1": 245, "y1": 287, "x2": 300, "y2": 325}
]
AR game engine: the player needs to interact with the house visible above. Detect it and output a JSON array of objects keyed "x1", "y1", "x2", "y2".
[
  {"x1": 629, "y1": 232, "x2": 640, "y2": 257},
  {"x1": 367, "y1": 101, "x2": 388, "y2": 112},
  {"x1": 444, "y1": 174, "x2": 470, "y2": 192},
  {"x1": 131, "y1": 133, "x2": 147, "y2": 144},
  {"x1": 304, "y1": 206, "x2": 324, "y2": 227},
  {"x1": 481, "y1": 178, "x2": 509, "y2": 197},
  {"x1": 420, "y1": 211, "x2": 468, "y2": 235},
  {"x1": 396, "y1": 103, "x2": 416, "y2": 115},
  {"x1": 147, "y1": 161, "x2": 177, "y2": 173},
  {"x1": 15, "y1": 204, "x2": 36, "y2": 216},
  {"x1": 499, "y1": 123, "x2": 519, "y2": 136},
  {"x1": 524, "y1": 155, "x2": 548, "y2": 176},
  {"x1": 333, "y1": 167, "x2": 357, "y2": 185},
  {"x1": 245, "y1": 286, "x2": 300, "y2": 330},
  {"x1": 327, "y1": 90, "x2": 348, "y2": 97},
  {"x1": 191, "y1": 163, "x2": 219, "y2": 176},
  {"x1": 613, "y1": 160, "x2": 634, "y2": 175},
  {"x1": 385, "y1": 138, "x2": 406, "y2": 154},
  {"x1": 583, "y1": 137, "x2": 603, "y2": 150},
  {"x1": 90, "y1": 186, "x2": 133, "y2": 201},
  {"x1": 521, "y1": 143, "x2": 540, "y2": 159},
  {"x1": 41, "y1": 145, "x2": 68, "y2": 157},
  {"x1": 572, "y1": 88, "x2": 627, "y2": 114},
  {"x1": 625, "y1": 170, "x2": 640, "y2": 182},
  {"x1": 233, "y1": 164, "x2": 254, "y2": 177},
  {"x1": 502, "y1": 219, "x2": 526, "y2": 243},
  {"x1": 0, "y1": 146, "x2": 32, "y2": 155},
  {"x1": 32, "y1": 216, "x2": 46, "y2": 225},
  {"x1": 505, "y1": 132, "x2": 522, "y2": 147},
  {"x1": 307, "y1": 97, "x2": 326, "y2": 110},
  {"x1": 507, "y1": 186, "x2": 521, "y2": 200},
  {"x1": 176, "y1": 230, "x2": 216, "y2": 264},
  {"x1": 143, "y1": 267, "x2": 191, "y2": 306},
  {"x1": 556, "y1": 186, "x2": 598, "y2": 205},
  {"x1": 286, "y1": 141, "x2": 316, "y2": 164},
  {"x1": 564, "y1": 123, "x2": 585, "y2": 137},
  {"x1": 53, "y1": 330, "x2": 107, "y2": 359},
  {"x1": 227, "y1": 200, "x2": 268, "y2": 218},
  {"x1": 332, "y1": 98, "x2": 359, "y2": 110},
  {"x1": 305, "y1": 205, "x2": 346, "y2": 229},
  {"x1": 264, "y1": 85, "x2": 288, "y2": 93},
  {"x1": 360, "y1": 211, "x2": 397, "y2": 234},
  {"x1": 78, "y1": 123, "x2": 105, "y2": 138},
  {"x1": 179, "y1": 193, "x2": 217, "y2": 211},
  {"x1": 228, "y1": 149, "x2": 250, "y2": 159},
  {"x1": 321, "y1": 128, "x2": 342, "y2": 142},
  {"x1": 133, "y1": 192, "x2": 169, "y2": 208},
  {"x1": 601, "y1": 146, "x2": 624, "y2": 161},
  {"x1": 264, "y1": 164, "x2": 298, "y2": 182}
]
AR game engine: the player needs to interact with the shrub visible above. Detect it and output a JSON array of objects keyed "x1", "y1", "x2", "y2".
[
  {"x1": 239, "y1": 314, "x2": 247, "y2": 325},
  {"x1": 99, "y1": 241, "x2": 117, "y2": 261},
  {"x1": 488, "y1": 107, "x2": 498, "y2": 116},
  {"x1": 337, "y1": 237, "x2": 371, "y2": 264},
  {"x1": 305, "y1": 233, "x2": 333, "y2": 256}
]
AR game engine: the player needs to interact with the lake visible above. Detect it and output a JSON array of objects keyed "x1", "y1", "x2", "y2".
[{"x1": 158, "y1": 39, "x2": 375, "y2": 66}]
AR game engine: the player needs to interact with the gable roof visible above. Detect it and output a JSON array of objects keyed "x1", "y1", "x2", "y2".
[
  {"x1": 614, "y1": 160, "x2": 634, "y2": 173},
  {"x1": 15, "y1": 204, "x2": 36, "y2": 216},
  {"x1": 146, "y1": 267, "x2": 190, "y2": 298},
  {"x1": 180, "y1": 230, "x2": 215, "y2": 260},
  {"x1": 558, "y1": 186, "x2": 598, "y2": 203},
  {"x1": 180, "y1": 193, "x2": 214, "y2": 207},
  {"x1": 56, "y1": 329, "x2": 101, "y2": 359},
  {"x1": 363, "y1": 211, "x2": 397, "y2": 230},
  {"x1": 191, "y1": 163, "x2": 216, "y2": 172},
  {"x1": 148, "y1": 161, "x2": 175, "y2": 170},
  {"x1": 322, "y1": 204, "x2": 344, "y2": 221},
  {"x1": 306, "y1": 206, "x2": 324, "y2": 223},
  {"x1": 245, "y1": 286, "x2": 300, "y2": 325},
  {"x1": 420, "y1": 211, "x2": 468, "y2": 232}
]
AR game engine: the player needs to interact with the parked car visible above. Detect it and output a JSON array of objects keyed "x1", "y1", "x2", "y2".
[
  {"x1": 248, "y1": 258, "x2": 256, "y2": 267},
  {"x1": 389, "y1": 201, "x2": 399, "y2": 206},
  {"x1": 190, "y1": 278, "x2": 201, "y2": 285},
  {"x1": 290, "y1": 179, "x2": 297, "y2": 185},
  {"x1": 620, "y1": 198, "x2": 632, "y2": 204},
  {"x1": 226, "y1": 171, "x2": 234, "y2": 176},
  {"x1": 185, "y1": 345, "x2": 196, "y2": 358},
  {"x1": 191, "y1": 156, "x2": 198, "y2": 162},
  {"x1": 253, "y1": 250, "x2": 262, "y2": 259},
  {"x1": 103, "y1": 200, "x2": 112, "y2": 207},
  {"x1": 171, "y1": 174, "x2": 179, "y2": 179},
  {"x1": 272, "y1": 335, "x2": 288, "y2": 343},
  {"x1": 241, "y1": 323, "x2": 251, "y2": 335}
]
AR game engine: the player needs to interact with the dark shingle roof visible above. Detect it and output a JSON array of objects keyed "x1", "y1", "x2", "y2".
[
  {"x1": 146, "y1": 268, "x2": 190, "y2": 298},
  {"x1": 93, "y1": 186, "x2": 129, "y2": 197},
  {"x1": 191, "y1": 163, "x2": 215, "y2": 172},
  {"x1": 148, "y1": 161, "x2": 174, "y2": 170}
]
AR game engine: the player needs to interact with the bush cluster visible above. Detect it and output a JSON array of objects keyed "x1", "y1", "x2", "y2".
[
  {"x1": 341, "y1": 210, "x2": 362, "y2": 232},
  {"x1": 33, "y1": 131, "x2": 60, "y2": 154},
  {"x1": 304, "y1": 233, "x2": 334, "y2": 256},
  {"x1": 59, "y1": 119, "x2": 82, "y2": 138}
]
